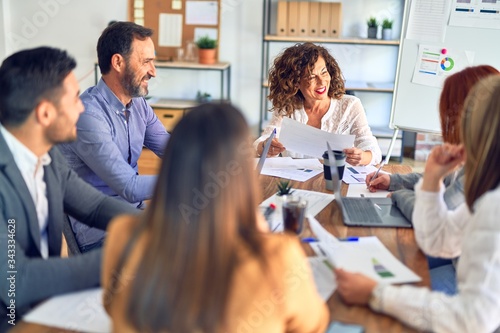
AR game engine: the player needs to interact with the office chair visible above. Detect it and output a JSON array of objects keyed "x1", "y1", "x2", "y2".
[{"x1": 62, "y1": 214, "x2": 81, "y2": 256}]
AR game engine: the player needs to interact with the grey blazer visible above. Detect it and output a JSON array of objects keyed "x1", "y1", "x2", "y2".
[
  {"x1": 0, "y1": 132, "x2": 137, "y2": 330},
  {"x1": 389, "y1": 168, "x2": 465, "y2": 221}
]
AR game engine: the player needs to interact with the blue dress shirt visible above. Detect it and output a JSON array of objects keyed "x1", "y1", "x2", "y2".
[{"x1": 58, "y1": 78, "x2": 170, "y2": 247}]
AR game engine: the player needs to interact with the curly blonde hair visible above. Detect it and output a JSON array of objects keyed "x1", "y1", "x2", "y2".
[{"x1": 267, "y1": 42, "x2": 345, "y2": 116}]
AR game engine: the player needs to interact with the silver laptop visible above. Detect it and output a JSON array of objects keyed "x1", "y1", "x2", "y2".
[
  {"x1": 255, "y1": 128, "x2": 276, "y2": 174},
  {"x1": 326, "y1": 142, "x2": 412, "y2": 228}
]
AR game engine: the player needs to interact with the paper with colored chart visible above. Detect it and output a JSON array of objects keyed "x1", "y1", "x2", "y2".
[
  {"x1": 412, "y1": 44, "x2": 474, "y2": 88},
  {"x1": 308, "y1": 256, "x2": 337, "y2": 300},
  {"x1": 308, "y1": 217, "x2": 421, "y2": 284},
  {"x1": 259, "y1": 157, "x2": 323, "y2": 182},
  {"x1": 342, "y1": 164, "x2": 387, "y2": 184}
]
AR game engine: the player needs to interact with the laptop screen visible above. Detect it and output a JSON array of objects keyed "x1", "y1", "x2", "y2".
[{"x1": 255, "y1": 128, "x2": 276, "y2": 174}]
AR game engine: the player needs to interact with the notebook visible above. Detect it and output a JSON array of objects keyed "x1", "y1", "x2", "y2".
[
  {"x1": 255, "y1": 128, "x2": 276, "y2": 174},
  {"x1": 326, "y1": 143, "x2": 412, "y2": 228}
]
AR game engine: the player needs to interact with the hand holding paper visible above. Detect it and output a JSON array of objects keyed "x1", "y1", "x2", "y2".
[{"x1": 279, "y1": 117, "x2": 355, "y2": 158}]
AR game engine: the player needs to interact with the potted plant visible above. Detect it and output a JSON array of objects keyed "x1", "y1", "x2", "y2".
[
  {"x1": 195, "y1": 35, "x2": 217, "y2": 65},
  {"x1": 277, "y1": 178, "x2": 294, "y2": 197},
  {"x1": 366, "y1": 17, "x2": 378, "y2": 39},
  {"x1": 275, "y1": 178, "x2": 294, "y2": 209},
  {"x1": 382, "y1": 19, "x2": 393, "y2": 40}
]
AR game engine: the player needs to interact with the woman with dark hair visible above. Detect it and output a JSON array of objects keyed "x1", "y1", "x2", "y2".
[
  {"x1": 102, "y1": 103, "x2": 329, "y2": 332},
  {"x1": 336, "y1": 75, "x2": 500, "y2": 333},
  {"x1": 367, "y1": 65, "x2": 499, "y2": 216},
  {"x1": 254, "y1": 42, "x2": 381, "y2": 166},
  {"x1": 367, "y1": 65, "x2": 499, "y2": 295}
]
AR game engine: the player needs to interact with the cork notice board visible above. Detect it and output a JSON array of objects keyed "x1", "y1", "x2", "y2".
[{"x1": 143, "y1": 0, "x2": 221, "y2": 61}]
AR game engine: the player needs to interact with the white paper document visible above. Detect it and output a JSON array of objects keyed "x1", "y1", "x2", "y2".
[
  {"x1": 412, "y1": 44, "x2": 475, "y2": 88},
  {"x1": 186, "y1": 1, "x2": 218, "y2": 25},
  {"x1": 406, "y1": 0, "x2": 450, "y2": 42},
  {"x1": 259, "y1": 157, "x2": 323, "y2": 182},
  {"x1": 158, "y1": 13, "x2": 182, "y2": 47},
  {"x1": 260, "y1": 190, "x2": 334, "y2": 232},
  {"x1": 279, "y1": 117, "x2": 355, "y2": 158},
  {"x1": 449, "y1": 0, "x2": 500, "y2": 29},
  {"x1": 308, "y1": 217, "x2": 421, "y2": 284},
  {"x1": 23, "y1": 288, "x2": 110, "y2": 333},
  {"x1": 308, "y1": 256, "x2": 337, "y2": 300},
  {"x1": 342, "y1": 164, "x2": 382, "y2": 184},
  {"x1": 346, "y1": 184, "x2": 391, "y2": 198}
]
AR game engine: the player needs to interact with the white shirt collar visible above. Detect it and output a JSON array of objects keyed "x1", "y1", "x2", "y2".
[{"x1": 0, "y1": 124, "x2": 51, "y2": 173}]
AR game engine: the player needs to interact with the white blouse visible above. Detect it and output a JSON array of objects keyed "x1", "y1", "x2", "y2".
[
  {"x1": 371, "y1": 179, "x2": 500, "y2": 333},
  {"x1": 254, "y1": 95, "x2": 382, "y2": 165}
]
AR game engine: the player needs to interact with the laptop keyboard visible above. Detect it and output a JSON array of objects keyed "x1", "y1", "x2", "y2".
[{"x1": 343, "y1": 199, "x2": 384, "y2": 223}]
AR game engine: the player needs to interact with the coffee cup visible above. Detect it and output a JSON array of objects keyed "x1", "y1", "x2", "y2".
[{"x1": 323, "y1": 150, "x2": 346, "y2": 191}]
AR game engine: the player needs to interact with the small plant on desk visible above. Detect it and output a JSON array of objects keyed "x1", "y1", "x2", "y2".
[{"x1": 276, "y1": 179, "x2": 294, "y2": 196}]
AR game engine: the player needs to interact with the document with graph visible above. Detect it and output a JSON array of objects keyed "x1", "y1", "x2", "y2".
[{"x1": 308, "y1": 217, "x2": 421, "y2": 284}]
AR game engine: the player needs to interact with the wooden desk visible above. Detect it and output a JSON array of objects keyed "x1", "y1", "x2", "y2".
[
  {"x1": 261, "y1": 164, "x2": 429, "y2": 333},
  {"x1": 14, "y1": 164, "x2": 428, "y2": 333}
]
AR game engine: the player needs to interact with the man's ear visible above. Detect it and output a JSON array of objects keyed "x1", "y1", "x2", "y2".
[
  {"x1": 34, "y1": 100, "x2": 57, "y2": 127},
  {"x1": 110, "y1": 54, "x2": 125, "y2": 73}
]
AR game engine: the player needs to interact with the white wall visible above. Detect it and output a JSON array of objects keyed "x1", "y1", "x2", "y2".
[
  {"x1": 0, "y1": 0, "x2": 405, "y2": 135},
  {"x1": 2, "y1": 0, "x2": 128, "y2": 89},
  {"x1": 0, "y1": 0, "x2": 264, "y2": 134},
  {"x1": 0, "y1": 0, "x2": 9, "y2": 59}
]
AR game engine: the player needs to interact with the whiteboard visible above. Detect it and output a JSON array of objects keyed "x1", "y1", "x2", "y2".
[{"x1": 390, "y1": 0, "x2": 500, "y2": 134}]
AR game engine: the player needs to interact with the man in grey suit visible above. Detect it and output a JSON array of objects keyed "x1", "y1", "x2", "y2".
[{"x1": 0, "y1": 47, "x2": 137, "y2": 331}]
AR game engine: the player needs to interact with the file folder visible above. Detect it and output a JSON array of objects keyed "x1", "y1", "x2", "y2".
[
  {"x1": 309, "y1": 2, "x2": 320, "y2": 37},
  {"x1": 329, "y1": 2, "x2": 342, "y2": 38},
  {"x1": 298, "y1": 1, "x2": 310, "y2": 37},
  {"x1": 318, "y1": 2, "x2": 331, "y2": 38},
  {"x1": 287, "y1": 1, "x2": 299, "y2": 36},
  {"x1": 276, "y1": 1, "x2": 288, "y2": 36}
]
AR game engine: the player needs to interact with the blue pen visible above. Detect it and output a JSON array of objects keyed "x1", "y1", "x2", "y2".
[
  {"x1": 340, "y1": 237, "x2": 359, "y2": 242},
  {"x1": 301, "y1": 237, "x2": 319, "y2": 243}
]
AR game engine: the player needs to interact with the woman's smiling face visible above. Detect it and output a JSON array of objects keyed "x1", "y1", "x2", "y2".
[{"x1": 299, "y1": 56, "x2": 331, "y2": 103}]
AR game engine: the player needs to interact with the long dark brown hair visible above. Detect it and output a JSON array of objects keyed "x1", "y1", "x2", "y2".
[
  {"x1": 115, "y1": 103, "x2": 266, "y2": 331},
  {"x1": 439, "y1": 65, "x2": 499, "y2": 144},
  {"x1": 462, "y1": 75, "x2": 500, "y2": 210},
  {"x1": 268, "y1": 42, "x2": 345, "y2": 116}
]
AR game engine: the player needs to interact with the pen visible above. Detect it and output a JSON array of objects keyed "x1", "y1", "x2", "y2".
[
  {"x1": 339, "y1": 237, "x2": 359, "y2": 242},
  {"x1": 301, "y1": 237, "x2": 319, "y2": 243},
  {"x1": 369, "y1": 161, "x2": 386, "y2": 185}
]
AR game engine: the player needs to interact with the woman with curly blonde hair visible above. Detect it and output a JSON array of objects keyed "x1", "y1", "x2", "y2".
[{"x1": 254, "y1": 42, "x2": 381, "y2": 166}]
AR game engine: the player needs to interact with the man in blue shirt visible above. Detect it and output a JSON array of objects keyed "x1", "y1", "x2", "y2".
[{"x1": 59, "y1": 22, "x2": 170, "y2": 253}]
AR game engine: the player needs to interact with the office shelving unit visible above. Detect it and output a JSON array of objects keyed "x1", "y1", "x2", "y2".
[
  {"x1": 260, "y1": 0, "x2": 404, "y2": 161},
  {"x1": 94, "y1": 61, "x2": 231, "y2": 132}
]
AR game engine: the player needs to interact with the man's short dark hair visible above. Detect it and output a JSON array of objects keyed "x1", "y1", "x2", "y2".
[
  {"x1": 97, "y1": 21, "x2": 153, "y2": 75},
  {"x1": 0, "y1": 47, "x2": 76, "y2": 127}
]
